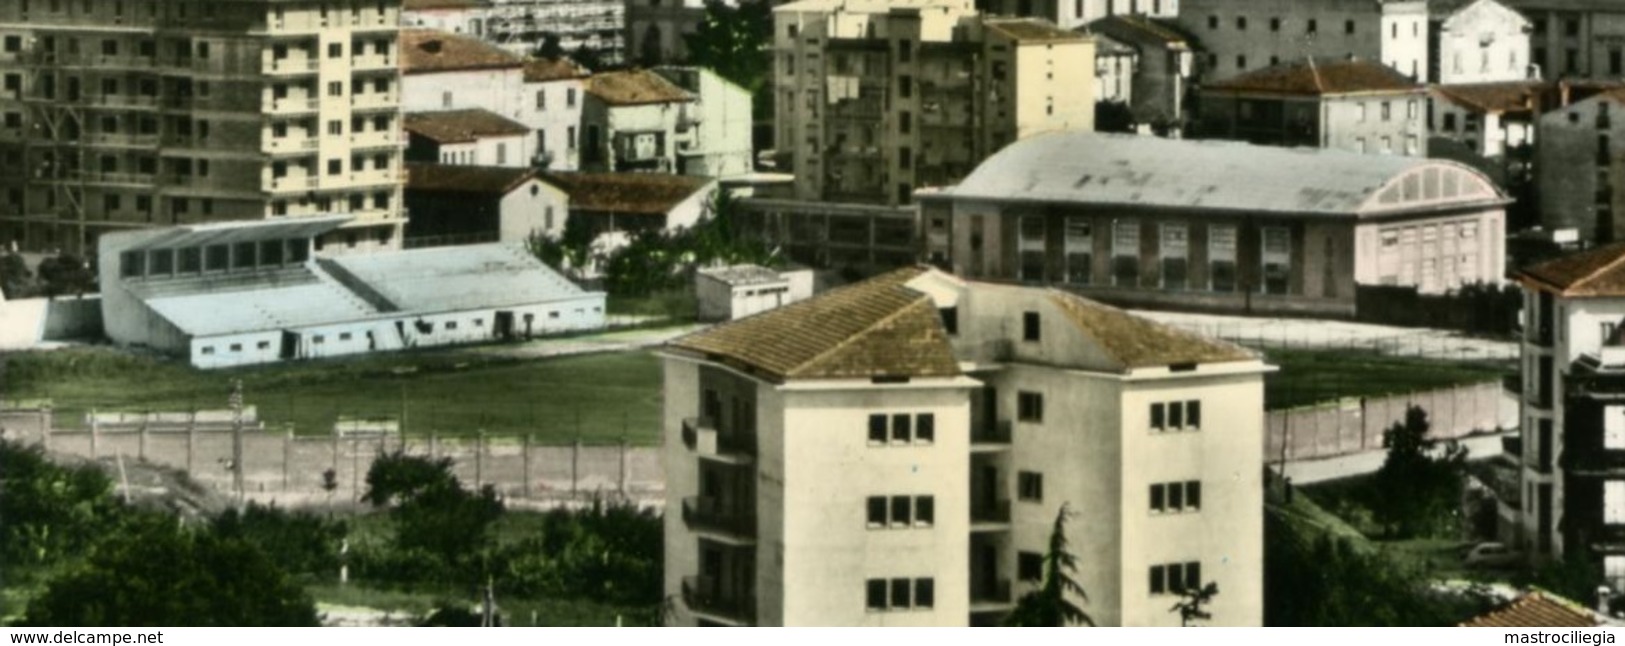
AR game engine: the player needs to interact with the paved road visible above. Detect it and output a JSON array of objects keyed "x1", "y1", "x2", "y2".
[{"x1": 1278, "y1": 431, "x2": 1512, "y2": 485}]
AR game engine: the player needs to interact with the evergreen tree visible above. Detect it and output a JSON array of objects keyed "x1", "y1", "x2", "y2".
[{"x1": 1005, "y1": 503, "x2": 1095, "y2": 626}]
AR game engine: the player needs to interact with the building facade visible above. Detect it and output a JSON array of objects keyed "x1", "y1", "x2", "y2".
[
  {"x1": 1084, "y1": 15, "x2": 1194, "y2": 132},
  {"x1": 404, "y1": 108, "x2": 532, "y2": 167},
  {"x1": 403, "y1": 163, "x2": 568, "y2": 246},
  {"x1": 979, "y1": 0, "x2": 1177, "y2": 31},
  {"x1": 1197, "y1": 58, "x2": 1429, "y2": 157},
  {"x1": 1431, "y1": 0, "x2": 1534, "y2": 85},
  {"x1": 0, "y1": 0, "x2": 408, "y2": 256},
  {"x1": 625, "y1": 0, "x2": 708, "y2": 66},
  {"x1": 653, "y1": 67, "x2": 755, "y2": 178},
  {"x1": 483, "y1": 0, "x2": 625, "y2": 65},
  {"x1": 1536, "y1": 90, "x2": 1625, "y2": 245},
  {"x1": 773, "y1": 0, "x2": 1095, "y2": 207},
  {"x1": 1175, "y1": 0, "x2": 1429, "y2": 84},
  {"x1": 519, "y1": 57, "x2": 588, "y2": 171},
  {"x1": 1512, "y1": 245, "x2": 1625, "y2": 590},
  {"x1": 401, "y1": 29, "x2": 526, "y2": 118},
  {"x1": 662, "y1": 266, "x2": 1269, "y2": 626},
  {"x1": 921, "y1": 131, "x2": 1509, "y2": 317},
  {"x1": 580, "y1": 69, "x2": 694, "y2": 174},
  {"x1": 1511, "y1": 0, "x2": 1625, "y2": 80},
  {"x1": 402, "y1": 0, "x2": 494, "y2": 37}
]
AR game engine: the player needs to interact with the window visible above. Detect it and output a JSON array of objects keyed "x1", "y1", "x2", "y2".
[
  {"x1": 1381, "y1": 102, "x2": 1391, "y2": 121},
  {"x1": 1307, "y1": 19, "x2": 1318, "y2": 34},
  {"x1": 914, "y1": 579, "x2": 934, "y2": 609},
  {"x1": 866, "y1": 580, "x2": 887, "y2": 610},
  {"x1": 328, "y1": 42, "x2": 342, "y2": 59},
  {"x1": 1207, "y1": 15, "x2": 1217, "y2": 30},
  {"x1": 1345, "y1": 19, "x2": 1355, "y2": 34},
  {"x1": 1151, "y1": 400, "x2": 1201, "y2": 431},
  {"x1": 1236, "y1": 16, "x2": 1246, "y2": 30},
  {"x1": 869, "y1": 413, "x2": 934, "y2": 444},
  {"x1": 916, "y1": 414, "x2": 935, "y2": 443},
  {"x1": 257, "y1": 341, "x2": 271, "y2": 351},
  {"x1": 891, "y1": 414, "x2": 911, "y2": 442},
  {"x1": 229, "y1": 343, "x2": 243, "y2": 352},
  {"x1": 1017, "y1": 391, "x2": 1044, "y2": 423},
  {"x1": 940, "y1": 307, "x2": 958, "y2": 335},
  {"x1": 1261, "y1": 227, "x2": 1290, "y2": 294},
  {"x1": 1018, "y1": 471, "x2": 1044, "y2": 501},
  {"x1": 328, "y1": 81, "x2": 343, "y2": 97},
  {"x1": 328, "y1": 159, "x2": 342, "y2": 175},
  {"x1": 1151, "y1": 481, "x2": 1202, "y2": 513},
  {"x1": 1019, "y1": 552, "x2": 1044, "y2": 581},
  {"x1": 1023, "y1": 311, "x2": 1040, "y2": 341},
  {"x1": 1270, "y1": 17, "x2": 1280, "y2": 32},
  {"x1": 313, "y1": 335, "x2": 326, "y2": 344},
  {"x1": 201, "y1": 346, "x2": 215, "y2": 355}
]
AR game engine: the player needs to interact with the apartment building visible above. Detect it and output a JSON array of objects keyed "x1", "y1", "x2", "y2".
[
  {"x1": 1511, "y1": 245, "x2": 1625, "y2": 587},
  {"x1": 402, "y1": 0, "x2": 493, "y2": 37},
  {"x1": 1175, "y1": 0, "x2": 1429, "y2": 84},
  {"x1": 1430, "y1": 0, "x2": 1533, "y2": 85},
  {"x1": 980, "y1": 0, "x2": 1178, "y2": 31},
  {"x1": 521, "y1": 57, "x2": 588, "y2": 171},
  {"x1": 580, "y1": 69, "x2": 694, "y2": 174},
  {"x1": 920, "y1": 131, "x2": 1509, "y2": 317},
  {"x1": 1536, "y1": 90, "x2": 1625, "y2": 245},
  {"x1": 1510, "y1": 0, "x2": 1625, "y2": 80},
  {"x1": 774, "y1": 0, "x2": 1095, "y2": 207},
  {"x1": 482, "y1": 0, "x2": 625, "y2": 65},
  {"x1": 0, "y1": 0, "x2": 408, "y2": 256},
  {"x1": 1196, "y1": 58, "x2": 1429, "y2": 157},
  {"x1": 661, "y1": 265, "x2": 1269, "y2": 626}
]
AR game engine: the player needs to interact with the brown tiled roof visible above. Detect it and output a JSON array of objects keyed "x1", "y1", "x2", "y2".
[
  {"x1": 1516, "y1": 242, "x2": 1625, "y2": 297},
  {"x1": 584, "y1": 70, "x2": 693, "y2": 106},
  {"x1": 541, "y1": 172, "x2": 712, "y2": 215},
  {"x1": 1432, "y1": 81, "x2": 1547, "y2": 115},
  {"x1": 669, "y1": 267, "x2": 963, "y2": 382},
  {"x1": 984, "y1": 18, "x2": 1086, "y2": 43},
  {"x1": 402, "y1": 29, "x2": 523, "y2": 74},
  {"x1": 404, "y1": 108, "x2": 530, "y2": 144},
  {"x1": 1047, "y1": 292, "x2": 1257, "y2": 369},
  {"x1": 403, "y1": 0, "x2": 492, "y2": 9},
  {"x1": 1206, "y1": 58, "x2": 1422, "y2": 96},
  {"x1": 405, "y1": 163, "x2": 548, "y2": 195},
  {"x1": 1084, "y1": 14, "x2": 1190, "y2": 47},
  {"x1": 524, "y1": 57, "x2": 590, "y2": 82},
  {"x1": 1460, "y1": 591, "x2": 1601, "y2": 627}
]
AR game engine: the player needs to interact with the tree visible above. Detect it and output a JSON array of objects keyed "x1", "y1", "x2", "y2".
[
  {"x1": 35, "y1": 253, "x2": 94, "y2": 298},
  {"x1": 0, "y1": 252, "x2": 31, "y2": 297},
  {"x1": 362, "y1": 451, "x2": 504, "y2": 583},
  {"x1": 1370, "y1": 406, "x2": 1467, "y2": 538},
  {"x1": 211, "y1": 504, "x2": 347, "y2": 582},
  {"x1": 1169, "y1": 581, "x2": 1219, "y2": 626},
  {"x1": 0, "y1": 440, "x2": 119, "y2": 568},
  {"x1": 535, "y1": 33, "x2": 565, "y2": 61},
  {"x1": 20, "y1": 513, "x2": 319, "y2": 626},
  {"x1": 683, "y1": 1, "x2": 771, "y2": 93},
  {"x1": 1005, "y1": 503, "x2": 1095, "y2": 627}
]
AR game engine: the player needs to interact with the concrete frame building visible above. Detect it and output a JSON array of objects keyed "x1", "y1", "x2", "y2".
[
  {"x1": 773, "y1": 0, "x2": 1096, "y2": 207},
  {"x1": 1197, "y1": 58, "x2": 1429, "y2": 157},
  {"x1": 1175, "y1": 0, "x2": 1429, "y2": 84},
  {"x1": 920, "y1": 131, "x2": 1510, "y2": 317},
  {"x1": 1536, "y1": 90, "x2": 1625, "y2": 246},
  {"x1": 99, "y1": 216, "x2": 604, "y2": 368},
  {"x1": 402, "y1": 0, "x2": 494, "y2": 37},
  {"x1": 661, "y1": 265, "x2": 1270, "y2": 626},
  {"x1": 1511, "y1": 245, "x2": 1625, "y2": 589},
  {"x1": 1510, "y1": 0, "x2": 1625, "y2": 80},
  {"x1": 1430, "y1": 0, "x2": 1534, "y2": 85},
  {"x1": 483, "y1": 0, "x2": 626, "y2": 65},
  {"x1": 0, "y1": 0, "x2": 408, "y2": 256}
]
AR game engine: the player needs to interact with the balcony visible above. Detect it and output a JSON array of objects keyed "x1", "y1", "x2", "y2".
[
  {"x1": 1564, "y1": 450, "x2": 1625, "y2": 476},
  {"x1": 971, "y1": 499, "x2": 1011, "y2": 529},
  {"x1": 970, "y1": 578, "x2": 1013, "y2": 609},
  {"x1": 76, "y1": 171, "x2": 150, "y2": 187},
  {"x1": 267, "y1": 175, "x2": 321, "y2": 193},
  {"x1": 265, "y1": 59, "x2": 319, "y2": 76},
  {"x1": 83, "y1": 133, "x2": 159, "y2": 148},
  {"x1": 264, "y1": 135, "x2": 321, "y2": 154},
  {"x1": 681, "y1": 575, "x2": 754, "y2": 626},
  {"x1": 349, "y1": 130, "x2": 402, "y2": 150},
  {"x1": 350, "y1": 93, "x2": 399, "y2": 111},
  {"x1": 972, "y1": 420, "x2": 1012, "y2": 449},
  {"x1": 351, "y1": 55, "x2": 395, "y2": 72},
  {"x1": 681, "y1": 417, "x2": 756, "y2": 462},
  {"x1": 267, "y1": 98, "x2": 320, "y2": 115},
  {"x1": 681, "y1": 496, "x2": 755, "y2": 542},
  {"x1": 95, "y1": 94, "x2": 159, "y2": 110}
]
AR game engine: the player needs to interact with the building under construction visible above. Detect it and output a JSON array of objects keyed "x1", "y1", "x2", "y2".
[
  {"x1": 484, "y1": 0, "x2": 625, "y2": 65},
  {"x1": 0, "y1": 0, "x2": 409, "y2": 257}
]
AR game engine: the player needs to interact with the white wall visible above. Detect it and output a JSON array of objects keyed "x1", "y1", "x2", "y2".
[
  {"x1": 518, "y1": 79, "x2": 586, "y2": 171},
  {"x1": 403, "y1": 68, "x2": 526, "y2": 120},
  {"x1": 1437, "y1": 0, "x2": 1532, "y2": 85},
  {"x1": 499, "y1": 178, "x2": 572, "y2": 241}
]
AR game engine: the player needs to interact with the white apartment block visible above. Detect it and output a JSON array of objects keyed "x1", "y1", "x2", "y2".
[
  {"x1": 0, "y1": 0, "x2": 408, "y2": 256},
  {"x1": 1513, "y1": 246, "x2": 1625, "y2": 587},
  {"x1": 773, "y1": 0, "x2": 1096, "y2": 207},
  {"x1": 520, "y1": 58, "x2": 588, "y2": 171},
  {"x1": 1176, "y1": 0, "x2": 1428, "y2": 83},
  {"x1": 662, "y1": 266, "x2": 1270, "y2": 626}
]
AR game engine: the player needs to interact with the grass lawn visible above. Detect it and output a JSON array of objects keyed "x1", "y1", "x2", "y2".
[
  {"x1": 5, "y1": 345, "x2": 663, "y2": 444},
  {"x1": 1263, "y1": 348, "x2": 1512, "y2": 410}
]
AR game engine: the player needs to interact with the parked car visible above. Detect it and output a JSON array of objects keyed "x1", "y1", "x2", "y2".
[{"x1": 1462, "y1": 542, "x2": 1522, "y2": 569}]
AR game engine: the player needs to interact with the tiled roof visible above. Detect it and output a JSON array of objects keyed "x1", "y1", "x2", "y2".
[
  {"x1": 1084, "y1": 14, "x2": 1190, "y2": 47},
  {"x1": 584, "y1": 70, "x2": 693, "y2": 106},
  {"x1": 404, "y1": 109, "x2": 530, "y2": 144},
  {"x1": 1094, "y1": 34, "x2": 1137, "y2": 56},
  {"x1": 1206, "y1": 58, "x2": 1422, "y2": 96},
  {"x1": 1461, "y1": 591, "x2": 1601, "y2": 627},
  {"x1": 1047, "y1": 292, "x2": 1256, "y2": 368},
  {"x1": 983, "y1": 18, "x2": 1086, "y2": 43},
  {"x1": 524, "y1": 57, "x2": 590, "y2": 82},
  {"x1": 1431, "y1": 81, "x2": 1548, "y2": 115},
  {"x1": 405, "y1": 163, "x2": 545, "y2": 195},
  {"x1": 402, "y1": 29, "x2": 523, "y2": 74},
  {"x1": 403, "y1": 0, "x2": 492, "y2": 9},
  {"x1": 699, "y1": 264, "x2": 785, "y2": 286},
  {"x1": 542, "y1": 172, "x2": 712, "y2": 216},
  {"x1": 1516, "y1": 242, "x2": 1625, "y2": 297},
  {"x1": 669, "y1": 267, "x2": 963, "y2": 382}
]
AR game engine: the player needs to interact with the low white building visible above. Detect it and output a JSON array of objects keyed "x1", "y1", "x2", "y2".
[
  {"x1": 405, "y1": 109, "x2": 534, "y2": 167},
  {"x1": 100, "y1": 217, "x2": 604, "y2": 369},
  {"x1": 695, "y1": 264, "x2": 815, "y2": 321}
]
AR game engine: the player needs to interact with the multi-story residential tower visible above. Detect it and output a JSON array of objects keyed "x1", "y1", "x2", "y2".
[
  {"x1": 773, "y1": 0, "x2": 1095, "y2": 207},
  {"x1": 0, "y1": 0, "x2": 408, "y2": 256},
  {"x1": 1512, "y1": 245, "x2": 1625, "y2": 590},
  {"x1": 661, "y1": 266, "x2": 1270, "y2": 626},
  {"x1": 1175, "y1": 0, "x2": 1429, "y2": 84}
]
